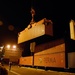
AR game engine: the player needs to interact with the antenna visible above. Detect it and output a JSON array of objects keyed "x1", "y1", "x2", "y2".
[{"x1": 30, "y1": 0, "x2": 35, "y2": 25}]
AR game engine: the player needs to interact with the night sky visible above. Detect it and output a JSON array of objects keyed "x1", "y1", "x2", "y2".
[{"x1": 0, "y1": 0, "x2": 75, "y2": 45}]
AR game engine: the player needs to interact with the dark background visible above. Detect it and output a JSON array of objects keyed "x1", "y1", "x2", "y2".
[{"x1": 0, "y1": 0, "x2": 75, "y2": 45}]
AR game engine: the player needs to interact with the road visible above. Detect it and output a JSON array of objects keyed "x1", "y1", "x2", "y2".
[{"x1": 3, "y1": 65, "x2": 75, "y2": 75}]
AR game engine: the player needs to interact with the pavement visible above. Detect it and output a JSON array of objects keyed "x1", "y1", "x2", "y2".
[{"x1": 2, "y1": 65, "x2": 75, "y2": 75}]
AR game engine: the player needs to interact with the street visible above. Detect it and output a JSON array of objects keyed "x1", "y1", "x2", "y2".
[{"x1": 2, "y1": 65, "x2": 75, "y2": 75}]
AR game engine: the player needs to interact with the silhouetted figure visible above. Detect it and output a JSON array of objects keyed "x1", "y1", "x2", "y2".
[
  {"x1": 9, "y1": 61, "x2": 12, "y2": 71},
  {"x1": 1, "y1": 57, "x2": 4, "y2": 66},
  {"x1": 0, "y1": 66, "x2": 8, "y2": 75}
]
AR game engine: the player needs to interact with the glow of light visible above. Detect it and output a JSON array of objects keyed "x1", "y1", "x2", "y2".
[
  {"x1": 0, "y1": 46, "x2": 4, "y2": 52},
  {"x1": 6, "y1": 45, "x2": 10, "y2": 49},
  {"x1": 12, "y1": 45, "x2": 16, "y2": 49},
  {"x1": 8, "y1": 25, "x2": 14, "y2": 31},
  {"x1": 0, "y1": 20, "x2": 3, "y2": 26}
]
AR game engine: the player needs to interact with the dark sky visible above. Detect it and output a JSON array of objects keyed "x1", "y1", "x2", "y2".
[{"x1": 0, "y1": 0, "x2": 75, "y2": 45}]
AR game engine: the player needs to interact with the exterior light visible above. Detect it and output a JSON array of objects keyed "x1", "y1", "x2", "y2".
[
  {"x1": 6, "y1": 44, "x2": 17, "y2": 51},
  {"x1": 6, "y1": 45, "x2": 10, "y2": 49},
  {"x1": 12, "y1": 45, "x2": 16, "y2": 49}
]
